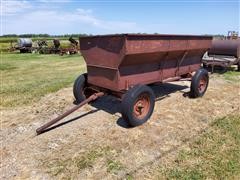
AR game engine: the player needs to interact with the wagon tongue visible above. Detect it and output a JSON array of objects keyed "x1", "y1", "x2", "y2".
[{"x1": 36, "y1": 92, "x2": 104, "y2": 135}]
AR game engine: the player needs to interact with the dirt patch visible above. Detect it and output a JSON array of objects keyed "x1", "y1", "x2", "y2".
[{"x1": 1, "y1": 74, "x2": 239, "y2": 179}]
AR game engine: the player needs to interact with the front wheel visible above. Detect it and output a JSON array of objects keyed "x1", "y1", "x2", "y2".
[
  {"x1": 73, "y1": 73, "x2": 90, "y2": 103},
  {"x1": 121, "y1": 85, "x2": 155, "y2": 127},
  {"x1": 190, "y1": 68, "x2": 209, "y2": 98}
]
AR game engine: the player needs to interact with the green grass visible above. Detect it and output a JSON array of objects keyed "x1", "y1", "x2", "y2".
[
  {"x1": 44, "y1": 147, "x2": 115, "y2": 177},
  {"x1": 222, "y1": 71, "x2": 240, "y2": 82},
  {"x1": 0, "y1": 37, "x2": 18, "y2": 43},
  {"x1": 107, "y1": 159, "x2": 124, "y2": 174},
  {"x1": 0, "y1": 42, "x2": 12, "y2": 51},
  {"x1": 1, "y1": 52, "x2": 85, "y2": 107},
  {"x1": 0, "y1": 63, "x2": 17, "y2": 70},
  {"x1": 157, "y1": 114, "x2": 240, "y2": 179},
  {"x1": 42, "y1": 146, "x2": 126, "y2": 178}
]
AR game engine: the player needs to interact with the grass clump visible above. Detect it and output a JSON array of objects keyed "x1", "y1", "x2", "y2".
[
  {"x1": 222, "y1": 71, "x2": 240, "y2": 82},
  {"x1": 45, "y1": 147, "x2": 112, "y2": 177},
  {"x1": 75, "y1": 148, "x2": 105, "y2": 170},
  {"x1": 107, "y1": 159, "x2": 124, "y2": 174},
  {"x1": 46, "y1": 148, "x2": 106, "y2": 176},
  {"x1": 43, "y1": 146, "x2": 126, "y2": 178},
  {"x1": 157, "y1": 114, "x2": 240, "y2": 179}
]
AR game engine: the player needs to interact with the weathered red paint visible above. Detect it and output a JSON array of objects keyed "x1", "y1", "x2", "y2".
[{"x1": 80, "y1": 34, "x2": 212, "y2": 92}]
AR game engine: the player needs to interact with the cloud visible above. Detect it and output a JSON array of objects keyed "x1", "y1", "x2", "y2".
[
  {"x1": 77, "y1": 8, "x2": 93, "y2": 14},
  {"x1": 3, "y1": 5, "x2": 138, "y2": 35},
  {"x1": 1, "y1": 0, "x2": 32, "y2": 16},
  {"x1": 36, "y1": 0, "x2": 71, "y2": 2}
]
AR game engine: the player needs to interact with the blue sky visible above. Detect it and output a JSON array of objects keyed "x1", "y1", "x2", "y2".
[{"x1": 1, "y1": 0, "x2": 239, "y2": 35}]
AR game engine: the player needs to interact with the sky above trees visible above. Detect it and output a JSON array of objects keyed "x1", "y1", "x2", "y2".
[{"x1": 1, "y1": 0, "x2": 239, "y2": 35}]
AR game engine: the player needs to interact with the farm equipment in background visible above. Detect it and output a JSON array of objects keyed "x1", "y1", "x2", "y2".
[
  {"x1": 59, "y1": 37, "x2": 79, "y2": 55},
  {"x1": 202, "y1": 31, "x2": 240, "y2": 72},
  {"x1": 227, "y1": 31, "x2": 238, "y2": 40},
  {"x1": 18, "y1": 38, "x2": 33, "y2": 53},
  {"x1": 53, "y1": 39, "x2": 61, "y2": 54},
  {"x1": 38, "y1": 39, "x2": 61, "y2": 54},
  {"x1": 37, "y1": 40, "x2": 49, "y2": 54},
  {"x1": 37, "y1": 40, "x2": 48, "y2": 48},
  {"x1": 9, "y1": 38, "x2": 34, "y2": 53},
  {"x1": 69, "y1": 36, "x2": 78, "y2": 47},
  {"x1": 8, "y1": 37, "x2": 79, "y2": 55},
  {"x1": 38, "y1": 37, "x2": 79, "y2": 55}
]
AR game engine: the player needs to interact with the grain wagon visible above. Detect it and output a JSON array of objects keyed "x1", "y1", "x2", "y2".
[{"x1": 37, "y1": 34, "x2": 212, "y2": 134}]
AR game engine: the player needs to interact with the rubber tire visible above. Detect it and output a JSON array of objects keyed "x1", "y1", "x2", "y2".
[
  {"x1": 190, "y1": 68, "x2": 209, "y2": 98},
  {"x1": 73, "y1": 73, "x2": 88, "y2": 103},
  {"x1": 121, "y1": 85, "x2": 155, "y2": 127}
]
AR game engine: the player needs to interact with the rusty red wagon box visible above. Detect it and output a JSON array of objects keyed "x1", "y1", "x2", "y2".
[
  {"x1": 76, "y1": 34, "x2": 212, "y2": 125},
  {"x1": 37, "y1": 34, "x2": 212, "y2": 134},
  {"x1": 79, "y1": 34, "x2": 212, "y2": 92}
]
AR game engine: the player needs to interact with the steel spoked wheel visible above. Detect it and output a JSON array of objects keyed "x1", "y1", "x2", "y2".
[
  {"x1": 121, "y1": 85, "x2": 155, "y2": 127},
  {"x1": 133, "y1": 93, "x2": 151, "y2": 120}
]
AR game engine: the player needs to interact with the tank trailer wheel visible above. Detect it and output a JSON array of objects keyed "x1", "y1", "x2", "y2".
[
  {"x1": 202, "y1": 63, "x2": 207, "y2": 69},
  {"x1": 20, "y1": 49, "x2": 26, "y2": 53},
  {"x1": 73, "y1": 73, "x2": 92, "y2": 103},
  {"x1": 190, "y1": 68, "x2": 209, "y2": 98},
  {"x1": 121, "y1": 85, "x2": 155, "y2": 127}
]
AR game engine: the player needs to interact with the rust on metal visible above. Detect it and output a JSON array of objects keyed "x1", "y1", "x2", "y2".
[
  {"x1": 133, "y1": 93, "x2": 150, "y2": 119},
  {"x1": 202, "y1": 38, "x2": 240, "y2": 71},
  {"x1": 198, "y1": 77, "x2": 207, "y2": 93},
  {"x1": 80, "y1": 34, "x2": 212, "y2": 92},
  {"x1": 36, "y1": 92, "x2": 104, "y2": 135},
  {"x1": 208, "y1": 39, "x2": 240, "y2": 58}
]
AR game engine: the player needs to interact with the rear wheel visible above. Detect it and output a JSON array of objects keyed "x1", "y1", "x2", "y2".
[
  {"x1": 121, "y1": 85, "x2": 155, "y2": 127},
  {"x1": 190, "y1": 68, "x2": 209, "y2": 98},
  {"x1": 73, "y1": 73, "x2": 90, "y2": 103}
]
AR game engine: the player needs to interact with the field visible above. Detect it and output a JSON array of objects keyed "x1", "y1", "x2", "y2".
[
  {"x1": 1, "y1": 52, "x2": 240, "y2": 179},
  {"x1": 1, "y1": 53, "x2": 85, "y2": 107}
]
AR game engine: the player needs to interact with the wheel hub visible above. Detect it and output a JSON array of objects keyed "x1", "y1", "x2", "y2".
[
  {"x1": 133, "y1": 93, "x2": 150, "y2": 119},
  {"x1": 198, "y1": 77, "x2": 207, "y2": 93}
]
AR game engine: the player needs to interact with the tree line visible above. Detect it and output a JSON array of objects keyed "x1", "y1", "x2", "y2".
[{"x1": 0, "y1": 34, "x2": 89, "y2": 38}]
